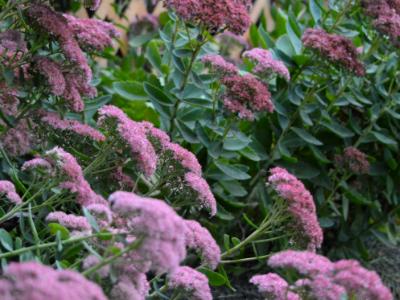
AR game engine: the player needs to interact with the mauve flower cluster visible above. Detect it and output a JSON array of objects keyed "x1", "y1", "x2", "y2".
[
  {"x1": 38, "y1": 147, "x2": 106, "y2": 206},
  {"x1": 99, "y1": 105, "x2": 216, "y2": 215},
  {"x1": 64, "y1": 14, "x2": 120, "y2": 51},
  {"x1": 129, "y1": 14, "x2": 159, "y2": 36},
  {"x1": 250, "y1": 273, "x2": 300, "y2": 300},
  {"x1": 46, "y1": 211, "x2": 92, "y2": 235},
  {"x1": 302, "y1": 28, "x2": 365, "y2": 76},
  {"x1": 362, "y1": 0, "x2": 400, "y2": 46},
  {"x1": 222, "y1": 73, "x2": 274, "y2": 120},
  {"x1": 168, "y1": 266, "x2": 212, "y2": 300},
  {"x1": 201, "y1": 54, "x2": 239, "y2": 75},
  {"x1": 39, "y1": 111, "x2": 105, "y2": 142},
  {"x1": 0, "y1": 261, "x2": 107, "y2": 300},
  {"x1": 335, "y1": 146, "x2": 370, "y2": 174},
  {"x1": 164, "y1": 0, "x2": 251, "y2": 34},
  {"x1": 0, "y1": 119, "x2": 34, "y2": 157},
  {"x1": 0, "y1": 180, "x2": 22, "y2": 204},
  {"x1": 264, "y1": 250, "x2": 393, "y2": 300},
  {"x1": 34, "y1": 57, "x2": 66, "y2": 96},
  {"x1": 184, "y1": 219, "x2": 221, "y2": 269},
  {"x1": 21, "y1": 157, "x2": 52, "y2": 173},
  {"x1": 110, "y1": 191, "x2": 187, "y2": 274},
  {"x1": 82, "y1": 255, "x2": 110, "y2": 279},
  {"x1": 0, "y1": 83, "x2": 19, "y2": 117},
  {"x1": 243, "y1": 48, "x2": 291, "y2": 81},
  {"x1": 268, "y1": 167, "x2": 323, "y2": 251}
]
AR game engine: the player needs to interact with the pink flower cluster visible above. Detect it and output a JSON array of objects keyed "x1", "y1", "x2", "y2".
[
  {"x1": 362, "y1": 0, "x2": 400, "y2": 46},
  {"x1": 243, "y1": 48, "x2": 290, "y2": 81},
  {"x1": 98, "y1": 105, "x2": 157, "y2": 177},
  {"x1": 46, "y1": 211, "x2": 91, "y2": 235},
  {"x1": 44, "y1": 147, "x2": 106, "y2": 206},
  {"x1": 39, "y1": 111, "x2": 105, "y2": 142},
  {"x1": 99, "y1": 105, "x2": 216, "y2": 215},
  {"x1": 130, "y1": 14, "x2": 159, "y2": 36},
  {"x1": 0, "y1": 83, "x2": 19, "y2": 117},
  {"x1": 266, "y1": 250, "x2": 393, "y2": 300},
  {"x1": 86, "y1": 203, "x2": 113, "y2": 228},
  {"x1": 335, "y1": 147, "x2": 370, "y2": 174},
  {"x1": 64, "y1": 14, "x2": 120, "y2": 51},
  {"x1": 21, "y1": 158, "x2": 52, "y2": 173},
  {"x1": 201, "y1": 54, "x2": 239, "y2": 75},
  {"x1": 0, "y1": 180, "x2": 22, "y2": 204},
  {"x1": 82, "y1": 255, "x2": 110, "y2": 279},
  {"x1": 110, "y1": 271, "x2": 150, "y2": 300},
  {"x1": 168, "y1": 266, "x2": 212, "y2": 300},
  {"x1": 109, "y1": 191, "x2": 187, "y2": 273},
  {"x1": 302, "y1": 28, "x2": 365, "y2": 76},
  {"x1": 222, "y1": 74, "x2": 274, "y2": 120},
  {"x1": 34, "y1": 57, "x2": 66, "y2": 96},
  {"x1": 0, "y1": 261, "x2": 107, "y2": 300},
  {"x1": 250, "y1": 273, "x2": 300, "y2": 300},
  {"x1": 268, "y1": 167, "x2": 323, "y2": 251},
  {"x1": 184, "y1": 220, "x2": 221, "y2": 269},
  {"x1": 164, "y1": 0, "x2": 251, "y2": 34},
  {"x1": 0, "y1": 119, "x2": 34, "y2": 157}
]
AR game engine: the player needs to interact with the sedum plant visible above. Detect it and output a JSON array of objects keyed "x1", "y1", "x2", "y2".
[{"x1": 0, "y1": 0, "x2": 397, "y2": 299}]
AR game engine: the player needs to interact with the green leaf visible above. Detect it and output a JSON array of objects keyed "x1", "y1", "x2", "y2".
[
  {"x1": 113, "y1": 81, "x2": 147, "y2": 101},
  {"x1": 286, "y1": 20, "x2": 302, "y2": 54},
  {"x1": 320, "y1": 120, "x2": 354, "y2": 138},
  {"x1": 83, "y1": 208, "x2": 100, "y2": 232},
  {"x1": 175, "y1": 120, "x2": 198, "y2": 143},
  {"x1": 198, "y1": 268, "x2": 227, "y2": 287},
  {"x1": 143, "y1": 82, "x2": 175, "y2": 107},
  {"x1": 214, "y1": 161, "x2": 251, "y2": 180},
  {"x1": 146, "y1": 40, "x2": 163, "y2": 73},
  {"x1": 309, "y1": 0, "x2": 322, "y2": 23},
  {"x1": 291, "y1": 127, "x2": 323, "y2": 145},
  {"x1": 372, "y1": 131, "x2": 397, "y2": 145},
  {"x1": 48, "y1": 223, "x2": 70, "y2": 240},
  {"x1": 0, "y1": 229, "x2": 13, "y2": 251}
]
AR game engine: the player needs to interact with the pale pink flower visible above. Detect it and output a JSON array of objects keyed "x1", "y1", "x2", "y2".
[
  {"x1": 184, "y1": 172, "x2": 217, "y2": 216},
  {"x1": 86, "y1": 203, "x2": 113, "y2": 228},
  {"x1": 0, "y1": 180, "x2": 21, "y2": 204},
  {"x1": 164, "y1": 0, "x2": 251, "y2": 34},
  {"x1": 109, "y1": 191, "x2": 187, "y2": 273},
  {"x1": 21, "y1": 158, "x2": 52, "y2": 173},
  {"x1": 98, "y1": 105, "x2": 157, "y2": 177},
  {"x1": 46, "y1": 211, "x2": 91, "y2": 232},
  {"x1": 201, "y1": 54, "x2": 239, "y2": 75},
  {"x1": 243, "y1": 48, "x2": 290, "y2": 81},
  {"x1": 268, "y1": 167, "x2": 323, "y2": 251},
  {"x1": 168, "y1": 266, "x2": 212, "y2": 300},
  {"x1": 64, "y1": 14, "x2": 119, "y2": 51},
  {"x1": 184, "y1": 220, "x2": 220, "y2": 269},
  {"x1": 250, "y1": 273, "x2": 299, "y2": 300},
  {"x1": 302, "y1": 28, "x2": 365, "y2": 76},
  {"x1": 82, "y1": 255, "x2": 110, "y2": 278},
  {"x1": 222, "y1": 74, "x2": 274, "y2": 121},
  {"x1": 0, "y1": 261, "x2": 107, "y2": 300},
  {"x1": 34, "y1": 56, "x2": 66, "y2": 96},
  {"x1": 164, "y1": 142, "x2": 202, "y2": 175},
  {"x1": 39, "y1": 111, "x2": 105, "y2": 142},
  {"x1": 110, "y1": 273, "x2": 149, "y2": 300},
  {"x1": 45, "y1": 147, "x2": 106, "y2": 206}
]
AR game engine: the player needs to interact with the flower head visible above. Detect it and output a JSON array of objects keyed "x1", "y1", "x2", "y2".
[
  {"x1": 184, "y1": 220, "x2": 220, "y2": 269},
  {"x1": 201, "y1": 54, "x2": 239, "y2": 75},
  {"x1": 222, "y1": 74, "x2": 274, "y2": 120},
  {"x1": 0, "y1": 119, "x2": 34, "y2": 157},
  {"x1": 302, "y1": 28, "x2": 365, "y2": 76},
  {"x1": 268, "y1": 167, "x2": 323, "y2": 251},
  {"x1": 0, "y1": 180, "x2": 21, "y2": 204},
  {"x1": 0, "y1": 261, "x2": 107, "y2": 300},
  {"x1": 164, "y1": 0, "x2": 251, "y2": 35},
  {"x1": 34, "y1": 56, "x2": 66, "y2": 96},
  {"x1": 109, "y1": 191, "x2": 187, "y2": 273},
  {"x1": 46, "y1": 211, "x2": 91, "y2": 233},
  {"x1": 335, "y1": 147, "x2": 370, "y2": 174},
  {"x1": 243, "y1": 48, "x2": 290, "y2": 81},
  {"x1": 250, "y1": 273, "x2": 299, "y2": 300},
  {"x1": 184, "y1": 172, "x2": 217, "y2": 216},
  {"x1": 168, "y1": 266, "x2": 212, "y2": 300}
]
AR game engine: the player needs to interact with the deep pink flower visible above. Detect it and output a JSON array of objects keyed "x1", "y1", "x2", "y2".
[
  {"x1": 98, "y1": 105, "x2": 157, "y2": 177},
  {"x1": 243, "y1": 48, "x2": 290, "y2": 81},
  {"x1": 184, "y1": 220, "x2": 220, "y2": 269},
  {"x1": 250, "y1": 273, "x2": 298, "y2": 300},
  {"x1": 46, "y1": 211, "x2": 91, "y2": 232},
  {"x1": 168, "y1": 266, "x2": 212, "y2": 300},
  {"x1": 164, "y1": 142, "x2": 202, "y2": 175},
  {"x1": 221, "y1": 74, "x2": 274, "y2": 120},
  {"x1": 268, "y1": 167, "x2": 323, "y2": 251},
  {"x1": 34, "y1": 56, "x2": 66, "y2": 96},
  {"x1": 45, "y1": 147, "x2": 106, "y2": 206},
  {"x1": 302, "y1": 28, "x2": 365, "y2": 76},
  {"x1": 0, "y1": 261, "x2": 107, "y2": 300},
  {"x1": 201, "y1": 54, "x2": 239, "y2": 75},
  {"x1": 335, "y1": 146, "x2": 370, "y2": 174},
  {"x1": 164, "y1": 0, "x2": 251, "y2": 34},
  {"x1": 64, "y1": 14, "x2": 119, "y2": 51},
  {"x1": 109, "y1": 191, "x2": 187, "y2": 273},
  {"x1": 184, "y1": 172, "x2": 217, "y2": 216},
  {"x1": 39, "y1": 111, "x2": 105, "y2": 142},
  {"x1": 0, "y1": 180, "x2": 21, "y2": 204}
]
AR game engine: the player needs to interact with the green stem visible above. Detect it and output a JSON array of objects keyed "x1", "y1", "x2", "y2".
[{"x1": 221, "y1": 253, "x2": 272, "y2": 264}]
